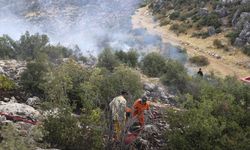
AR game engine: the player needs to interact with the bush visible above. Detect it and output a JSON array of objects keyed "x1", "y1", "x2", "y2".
[
  {"x1": 0, "y1": 125, "x2": 31, "y2": 149},
  {"x1": 170, "y1": 23, "x2": 189, "y2": 34},
  {"x1": 97, "y1": 48, "x2": 119, "y2": 71},
  {"x1": 189, "y1": 55, "x2": 209, "y2": 66},
  {"x1": 191, "y1": 31, "x2": 209, "y2": 39},
  {"x1": 140, "y1": 52, "x2": 167, "y2": 77},
  {"x1": 225, "y1": 31, "x2": 240, "y2": 45},
  {"x1": 169, "y1": 11, "x2": 180, "y2": 20},
  {"x1": 43, "y1": 108, "x2": 103, "y2": 150},
  {"x1": 242, "y1": 45, "x2": 250, "y2": 56},
  {"x1": 21, "y1": 60, "x2": 49, "y2": 95},
  {"x1": 115, "y1": 50, "x2": 139, "y2": 68},
  {"x1": 0, "y1": 35, "x2": 16, "y2": 59},
  {"x1": 213, "y1": 39, "x2": 224, "y2": 48},
  {"x1": 0, "y1": 75, "x2": 15, "y2": 90},
  {"x1": 164, "y1": 76, "x2": 250, "y2": 150},
  {"x1": 160, "y1": 60, "x2": 188, "y2": 92},
  {"x1": 197, "y1": 12, "x2": 221, "y2": 29}
]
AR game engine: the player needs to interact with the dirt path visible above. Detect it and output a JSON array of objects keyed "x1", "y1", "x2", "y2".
[{"x1": 132, "y1": 6, "x2": 250, "y2": 78}]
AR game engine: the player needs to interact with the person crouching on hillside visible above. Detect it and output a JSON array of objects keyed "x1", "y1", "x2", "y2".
[
  {"x1": 109, "y1": 91, "x2": 129, "y2": 142},
  {"x1": 132, "y1": 96, "x2": 152, "y2": 126}
]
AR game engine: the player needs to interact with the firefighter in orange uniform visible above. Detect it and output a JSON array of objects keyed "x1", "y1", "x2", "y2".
[{"x1": 132, "y1": 96, "x2": 151, "y2": 126}]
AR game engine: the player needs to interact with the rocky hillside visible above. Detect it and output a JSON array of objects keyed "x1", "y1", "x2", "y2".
[{"x1": 146, "y1": 0, "x2": 250, "y2": 55}]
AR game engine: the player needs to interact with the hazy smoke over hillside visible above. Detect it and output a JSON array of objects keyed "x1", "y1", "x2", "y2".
[
  {"x1": 0, "y1": 0, "x2": 142, "y2": 53},
  {"x1": 0, "y1": 0, "x2": 187, "y2": 63}
]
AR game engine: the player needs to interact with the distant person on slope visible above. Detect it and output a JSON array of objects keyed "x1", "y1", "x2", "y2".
[
  {"x1": 132, "y1": 96, "x2": 151, "y2": 126},
  {"x1": 109, "y1": 91, "x2": 129, "y2": 141},
  {"x1": 197, "y1": 68, "x2": 203, "y2": 77}
]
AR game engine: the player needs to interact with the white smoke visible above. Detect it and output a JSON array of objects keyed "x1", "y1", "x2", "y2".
[{"x1": 0, "y1": 0, "x2": 142, "y2": 54}]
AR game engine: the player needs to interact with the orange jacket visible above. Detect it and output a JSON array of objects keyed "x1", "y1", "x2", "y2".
[{"x1": 132, "y1": 99, "x2": 150, "y2": 117}]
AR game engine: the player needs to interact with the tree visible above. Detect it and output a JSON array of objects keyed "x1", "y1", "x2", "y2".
[
  {"x1": 97, "y1": 48, "x2": 119, "y2": 71},
  {"x1": 20, "y1": 58, "x2": 49, "y2": 95},
  {"x1": 140, "y1": 52, "x2": 166, "y2": 77},
  {"x1": 0, "y1": 35, "x2": 16, "y2": 59},
  {"x1": 127, "y1": 49, "x2": 139, "y2": 68},
  {"x1": 161, "y1": 59, "x2": 188, "y2": 92}
]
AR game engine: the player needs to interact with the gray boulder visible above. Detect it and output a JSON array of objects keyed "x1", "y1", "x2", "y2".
[
  {"x1": 143, "y1": 83, "x2": 156, "y2": 92},
  {"x1": 198, "y1": 8, "x2": 209, "y2": 16},
  {"x1": 208, "y1": 26, "x2": 216, "y2": 36},
  {"x1": 215, "y1": 7, "x2": 228, "y2": 17},
  {"x1": 0, "y1": 102, "x2": 40, "y2": 119},
  {"x1": 234, "y1": 37, "x2": 246, "y2": 46},
  {"x1": 26, "y1": 96, "x2": 41, "y2": 106}
]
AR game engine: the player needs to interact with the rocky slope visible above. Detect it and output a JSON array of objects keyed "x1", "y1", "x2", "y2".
[{"x1": 148, "y1": 0, "x2": 250, "y2": 48}]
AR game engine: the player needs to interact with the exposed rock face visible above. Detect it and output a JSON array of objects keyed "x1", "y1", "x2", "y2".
[
  {"x1": 0, "y1": 101, "x2": 40, "y2": 119},
  {"x1": 26, "y1": 96, "x2": 41, "y2": 106},
  {"x1": 215, "y1": 6, "x2": 228, "y2": 17},
  {"x1": 143, "y1": 82, "x2": 176, "y2": 105},
  {"x1": 0, "y1": 60, "x2": 26, "y2": 80},
  {"x1": 234, "y1": 21, "x2": 250, "y2": 46}
]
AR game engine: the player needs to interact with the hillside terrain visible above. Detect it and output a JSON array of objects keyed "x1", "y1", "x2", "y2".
[
  {"x1": 137, "y1": 0, "x2": 250, "y2": 77},
  {"x1": 0, "y1": 0, "x2": 250, "y2": 150}
]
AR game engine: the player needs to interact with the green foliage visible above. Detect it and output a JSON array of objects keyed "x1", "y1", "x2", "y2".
[
  {"x1": 197, "y1": 13, "x2": 221, "y2": 29},
  {"x1": 170, "y1": 23, "x2": 189, "y2": 34},
  {"x1": 20, "y1": 59, "x2": 49, "y2": 95},
  {"x1": 164, "y1": 76, "x2": 250, "y2": 150},
  {"x1": 115, "y1": 50, "x2": 139, "y2": 67},
  {"x1": 169, "y1": 11, "x2": 180, "y2": 20},
  {"x1": 160, "y1": 59, "x2": 188, "y2": 92},
  {"x1": 213, "y1": 39, "x2": 224, "y2": 49},
  {"x1": 189, "y1": 55, "x2": 209, "y2": 66},
  {"x1": 0, "y1": 32, "x2": 79, "y2": 61},
  {"x1": 242, "y1": 45, "x2": 250, "y2": 56},
  {"x1": 43, "y1": 108, "x2": 103, "y2": 150},
  {"x1": 0, "y1": 35, "x2": 16, "y2": 59},
  {"x1": 97, "y1": 48, "x2": 119, "y2": 71},
  {"x1": 225, "y1": 31, "x2": 240, "y2": 45},
  {"x1": 41, "y1": 59, "x2": 88, "y2": 108},
  {"x1": 17, "y1": 31, "x2": 49, "y2": 60},
  {"x1": 140, "y1": 52, "x2": 166, "y2": 77},
  {"x1": 191, "y1": 31, "x2": 210, "y2": 39},
  {"x1": 0, "y1": 125, "x2": 32, "y2": 150},
  {"x1": 0, "y1": 75, "x2": 15, "y2": 90}
]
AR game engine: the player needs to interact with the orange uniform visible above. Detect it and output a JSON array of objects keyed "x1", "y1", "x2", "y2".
[{"x1": 132, "y1": 99, "x2": 150, "y2": 126}]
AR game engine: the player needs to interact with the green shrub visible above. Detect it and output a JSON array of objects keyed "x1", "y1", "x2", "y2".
[
  {"x1": 0, "y1": 125, "x2": 31, "y2": 149},
  {"x1": 225, "y1": 31, "x2": 240, "y2": 45},
  {"x1": 197, "y1": 12, "x2": 221, "y2": 28},
  {"x1": 170, "y1": 11, "x2": 180, "y2": 20},
  {"x1": 164, "y1": 76, "x2": 250, "y2": 150},
  {"x1": 160, "y1": 18, "x2": 171, "y2": 26},
  {"x1": 21, "y1": 60, "x2": 49, "y2": 95},
  {"x1": 97, "y1": 48, "x2": 119, "y2": 71},
  {"x1": 242, "y1": 45, "x2": 250, "y2": 56},
  {"x1": 43, "y1": 108, "x2": 103, "y2": 150},
  {"x1": 189, "y1": 55, "x2": 209, "y2": 66},
  {"x1": 0, "y1": 35, "x2": 16, "y2": 59},
  {"x1": 115, "y1": 50, "x2": 139, "y2": 68},
  {"x1": 191, "y1": 31, "x2": 209, "y2": 39},
  {"x1": 140, "y1": 52, "x2": 167, "y2": 77},
  {"x1": 213, "y1": 39, "x2": 224, "y2": 48},
  {"x1": 160, "y1": 60, "x2": 188, "y2": 92},
  {"x1": 0, "y1": 75, "x2": 15, "y2": 90},
  {"x1": 170, "y1": 23, "x2": 189, "y2": 34}
]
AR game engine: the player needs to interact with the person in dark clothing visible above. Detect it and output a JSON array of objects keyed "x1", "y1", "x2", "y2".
[{"x1": 197, "y1": 68, "x2": 203, "y2": 77}]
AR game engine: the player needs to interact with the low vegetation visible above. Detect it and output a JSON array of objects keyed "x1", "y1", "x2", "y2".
[{"x1": 189, "y1": 55, "x2": 209, "y2": 66}]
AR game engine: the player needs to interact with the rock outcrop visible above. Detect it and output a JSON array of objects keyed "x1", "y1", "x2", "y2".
[{"x1": 0, "y1": 60, "x2": 26, "y2": 80}]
